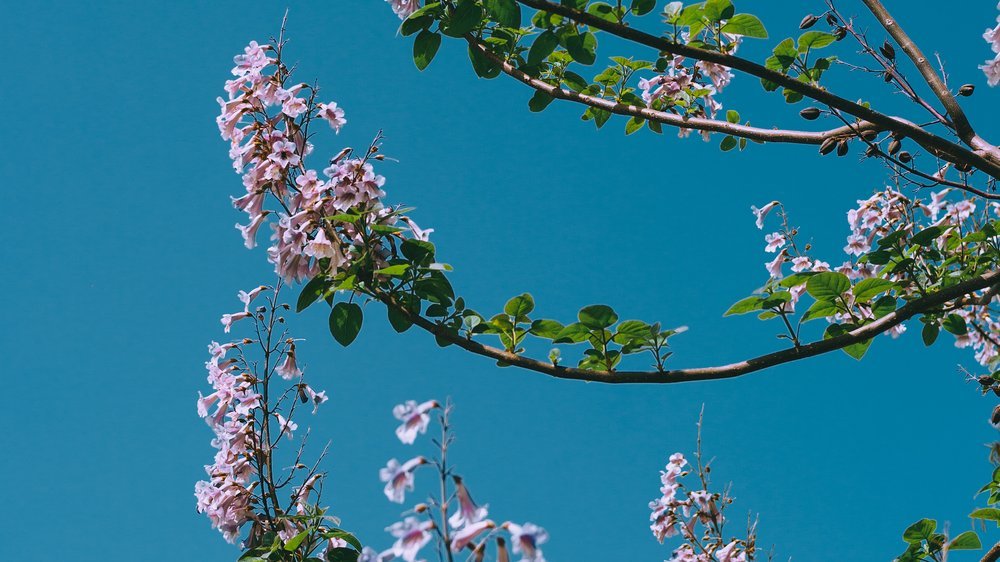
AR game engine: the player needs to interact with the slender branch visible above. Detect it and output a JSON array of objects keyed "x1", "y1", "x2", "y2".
[
  {"x1": 376, "y1": 269, "x2": 1000, "y2": 385},
  {"x1": 511, "y1": 0, "x2": 1000, "y2": 179},
  {"x1": 859, "y1": 0, "x2": 999, "y2": 164},
  {"x1": 467, "y1": 39, "x2": 875, "y2": 145}
]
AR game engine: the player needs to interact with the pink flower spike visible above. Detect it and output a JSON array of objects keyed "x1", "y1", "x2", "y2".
[
  {"x1": 750, "y1": 201, "x2": 779, "y2": 229},
  {"x1": 449, "y1": 475, "x2": 489, "y2": 528},
  {"x1": 221, "y1": 311, "x2": 251, "y2": 333},
  {"x1": 450, "y1": 520, "x2": 496, "y2": 552},
  {"x1": 392, "y1": 399, "x2": 440, "y2": 444}
]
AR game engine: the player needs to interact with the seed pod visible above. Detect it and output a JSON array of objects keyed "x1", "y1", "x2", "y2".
[
  {"x1": 956, "y1": 162, "x2": 973, "y2": 173},
  {"x1": 888, "y1": 139, "x2": 902, "y2": 155},
  {"x1": 959, "y1": 84, "x2": 975, "y2": 97},
  {"x1": 819, "y1": 137, "x2": 838, "y2": 155},
  {"x1": 979, "y1": 375, "x2": 994, "y2": 387},
  {"x1": 865, "y1": 144, "x2": 879, "y2": 157},
  {"x1": 992, "y1": 404, "x2": 1000, "y2": 426},
  {"x1": 834, "y1": 27, "x2": 847, "y2": 40},
  {"x1": 861, "y1": 130, "x2": 878, "y2": 141},
  {"x1": 800, "y1": 14, "x2": 819, "y2": 29},
  {"x1": 879, "y1": 40, "x2": 896, "y2": 59},
  {"x1": 799, "y1": 107, "x2": 822, "y2": 120},
  {"x1": 837, "y1": 139, "x2": 849, "y2": 156},
  {"x1": 883, "y1": 71, "x2": 894, "y2": 83},
  {"x1": 898, "y1": 151, "x2": 912, "y2": 163},
  {"x1": 826, "y1": 13, "x2": 838, "y2": 25}
]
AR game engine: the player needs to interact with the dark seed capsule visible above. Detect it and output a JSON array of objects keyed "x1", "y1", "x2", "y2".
[
  {"x1": 979, "y1": 375, "x2": 994, "y2": 387},
  {"x1": 879, "y1": 40, "x2": 896, "y2": 59},
  {"x1": 883, "y1": 71, "x2": 894, "y2": 83},
  {"x1": 956, "y1": 162, "x2": 973, "y2": 173},
  {"x1": 826, "y1": 13, "x2": 838, "y2": 25},
  {"x1": 799, "y1": 107, "x2": 822, "y2": 120},
  {"x1": 799, "y1": 14, "x2": 819, "y2": 29},
  {"x1": 834, "y1": 27, "x2": 847, "y2": 40},
  {"x1": 898, "y1": 151, "x2": 912, "y2": 163},
  {"x1": 992, "y1": 404, "x2": 1000, "y2": 426},
  {"x1": 959, "y1": 84, "x2": 975, "y2": 97},
  {"x1": 888, "y1": 139, "x2": 902, "y2": 155},
  {"x1": 865, "y1": 145, "x2": 879, "y2": 157},
  {"x1": 860, "y1": 130, "x2": 878, "y2": 141},
  {"x1": 819, "y1": 138, "x2": 838, "y2": 155},
  {"x1": 837, "y1": 139, "x2": 849, "y2": 156}
]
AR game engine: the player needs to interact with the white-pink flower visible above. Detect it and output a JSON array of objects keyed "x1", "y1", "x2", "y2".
[
  {"x1": 379, "y1": 456, "x2": 427, "y2": 503},
  {"x1": 506, "y1": 522, "x2": 548, "y2": 562},
  {"x1": 386, "y1": 517, "x2": 433, "y2": 562},
  {"x1": 751, "y1": 201, "x2": 779, "y2": 229},
  {"x1": 449, "y1": 476, "x2": 489, "y2": 528},
  {"x1": 221, "y1": 311, "x2": 251, "y2": 333},
  {"x1": 450, "y1": 520, "x2": 495, "y2": 552},
  {"x1": 318, "y1": 102, "x2": 347, "y2": 132},
  {"x1": 392, "y1": 399, "x2": 439, "y2": 444}
]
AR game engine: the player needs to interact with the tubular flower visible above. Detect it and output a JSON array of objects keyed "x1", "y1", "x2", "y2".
[{"x1": 392, "y1": 399, "x2": 440, "y2": 444}]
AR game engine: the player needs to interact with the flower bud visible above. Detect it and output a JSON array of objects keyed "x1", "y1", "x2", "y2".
[
  {"x1": 799, "y1": 107, "x2": 821, "y2": 120},
  {"x1": 414, "y1": 503, "x2": 429, "y2": 513},
  {"x1": 888, "y1": 139, "x2": 902, "y2": 155},
  {"x1": 819, "y1": 138, "x2": 838, "y2": 155},
  {"x1": 879, "y1": 40, "x2": 896, "y2": 60},
  {"x1": 958, "y1": 84, "x2": 975, "y2": 97},
  {"x1": 799, "y1": 14, "x2": 819, "y2": 29},
  {"x1": 836, "y1": 139, "x2": 849, "y2": 156}
]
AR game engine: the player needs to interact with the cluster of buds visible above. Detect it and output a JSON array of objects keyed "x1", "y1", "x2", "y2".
[{"x1": 365, "y1": 399, "x2": 550, "y2": 562}]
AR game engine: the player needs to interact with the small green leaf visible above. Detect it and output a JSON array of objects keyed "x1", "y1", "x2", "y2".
[
  {"x1": 903, "y1": 519, "x2": 937, "y2": 544},
  {"x1": 528, "y1": 90, "x2": 554, "y2": 112},
  {"x1": 726, "y1": 109, "x2": 740, "y2": 123},
  {"x1": 562, "y1": 70, "x2": 588, "y2": 91},
  {"x1": 468, "y1": 44, "x2": 501, "y2": 78},
  {"x1": 630, "y1": 0, "x2": 655, "y2": 16},
  {"x1": 484, "y1": 0, "x2": 521, "y2": 27},
  {"x1": 565, "y1": 31, "x2": 597, "y2": 65},
  {"x1": 852, "y1": 278, "x2": 895, "y2": 302},
  {"x1": 970, "y1": 507, "x2": 1000, "y2": 521},
  {"x1": 720, "y1": 136, "x2": 737, "y2": 151},
  {"x1": 702, "y1": 0, "x2": 734, "y2": 21},
  {"x1": 798, "y1": 31, "x2": 836, "y2": 52},
  {"x1": 283, "y1": 531, "x2": 309, "y2": 552},
  {"x1": 722, "y1": 13, "x2": 768, "y2": 39},
  {"x1": 504, "y1": 293, "x2": 535, "y2": 317},
  {"x1": 942, "y1": 314, "x2": 968, "y2": 335},
  {"x1": 625, "y1": 116, "x2": 645, "y2": 135},
  {"x1": 801, "y1": 299, "x2": 839, "y2": 323},
  {"x1": 948, "y1": 531, "x2": 981, "y2": 551},
  {"x1": 921, "y1": 322, "x2": 939, "y2": 346},
  {"x1": 553, "y1": 322, "x2": 591, "y2": 343},
  {"x1": 528, "y1": 29, "x2": 559, "y2": 65},
  {"x1": 911, "y1": 226, "x2": 944, "y2": 246},
  {"x1": 443, "y1": 0, "x2": 483, "y2": 37},
  {"x1": 297, "y1": 275, "x2": 329, "y2": 312},
  {"x1": 579, "y1": 304, "x2": 618, "y2": 329},
  {"x1": 724, "y1": 295, "x2": 764, "y2": 316},
  {"x1": 413, "y1": 30, "x2": 442, "y2": 71},
  {"x1": 387, "y1": 305, "x2": 413, "y2": 333},
  {"x1": 375, "y1": 264, "x2": 411, "y2": 277},
  {"x1": 530, "y1": 319, "x2": 564, "y2": 338},
  {"x1": 329, "y1": 302, "x2": 363, "y2": 347}
]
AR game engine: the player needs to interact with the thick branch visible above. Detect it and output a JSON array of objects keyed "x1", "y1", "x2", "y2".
[
  {"x1": 378, "y1": 269, "x2": 1000, "y2": 385},
  {"x1": 468, "y1": 39, "x2": 873, "y2": 145},
  {"x1": 859, "y1": 0, "x2": 999, "y2": 163},
  {"x1": 512, "y1": 0, "x2": 1000, "y2": 180},
  {"x1": 982, "y1": 541, "x2": 1000, "y2": 562}
]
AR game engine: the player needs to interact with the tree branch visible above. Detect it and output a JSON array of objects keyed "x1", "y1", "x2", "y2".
[
  {"x1": 467, "y1": 38, "x2": 875, "y2": 146},
  {"x1": 982, "y1": 541, "x2": 1000, "y2": 562},
  {"x1": 377, "y1": 269, "x2": 1000, "y2": 385},
  {"x1": 859, "y1": 0, "x2": 1000, "y2": 165},
  {"x1": 512, "y1": 0, "x2": 1000, "y2": 180}
]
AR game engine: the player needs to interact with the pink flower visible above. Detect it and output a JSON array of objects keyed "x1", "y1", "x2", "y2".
[
  {"x1": 763, "y1": 232, "x2": 785, "y2": 253},
  {"x1": 386, "y1": 517, "x2": 433, "y2": 562},
  {"x1": 716, "y1": 540, "x2": 747, "y2": 562},
  {"x1": 392, "y1": 399, "x2": 439, "y2": 444},
  {"x1": 386, "y1": 0, "x2": 422, "y2": 20},
  {"x1": 790, "y1": 256, "x2": 812, "y2": 273},
  {"x1": 302, "y1": 384, "x2": 328, "y2": 414},
  {"x1": 765, "y1": 249, "x2": 786, "y2": 279},
  {"x1": 269, "y1": 140, "x2": 300, "y2": 169},
  {"x1": 982, "y1": 57, "x2": 1000, "y2": 87},
  {"x1": 277, "y1": 343, "x2": 303, "y2": 379},
  {"x1": 751, "y1": 201, "x2": 779, "y2": 229},
  {"x1": 303, "y1": 229, "x2": 345, "y2": 266},
  {"x1": 451, "y1": 520, "x2": 496, "y2": 552},
  {"x1": 449, "y1": 476, "x2": 489, "y2": 528},
  {"x1": 221, "y1": 311, "x2": 251, "y2": 333},
  {"x1": 379, "y1": 456, "x2": 427, "y2": 503},
  {"x1": 238, "y1": 285, "x2": 269, "y2": 311},
  {"x1": 236, "y1": 212, "x2": 270, "y2": 249},
  {"x1": 844, "y1": 233, "x2": 871, "y2": 256},
  {"x1": 275, "y1": 413, "x2": 298, "y2": 439},
  {"x1": 282, "y1": 96, "x2": 308, "y2": 118},
  {"x1": 506, "y1": 522, "x2": 548, "y2": 562},
  {"x1": 318, "y1": 102, "x2": 347, "y2": 132},
  {"x1": 402, "y1": 217, "x2": 434, "y2": 242}
]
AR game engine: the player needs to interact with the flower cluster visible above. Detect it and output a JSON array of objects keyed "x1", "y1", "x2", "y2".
[
  {"x1": 196, "y1": 284, "x2": 349, "y2": 558},
  {"x1": 981, "y1": 3, "x2": 1000, "y2": 86},
  {"x1": 387, "y1": 0, "x2": 422, "y2": 20},
  {"x1": 750, "y1": 183, "x2": 1000, "y2": 366},
  {"x1": 364, "y1": 399, "x2": 550, "y2": 562},
  {"x1": 648, "y1": 452, "x2": 755, "y2": 562},
  {"x1": 218, "y1": 39, "x2": 424, "y2": 286}
]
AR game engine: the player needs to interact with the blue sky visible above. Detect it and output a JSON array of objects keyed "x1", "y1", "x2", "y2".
[{"x1": 3, "y1": 1, "x2": 1000, "y2": 560}]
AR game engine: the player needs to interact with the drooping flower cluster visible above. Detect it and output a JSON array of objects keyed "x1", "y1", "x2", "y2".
[
  {"x1": 196, "y1": 284, "x2": 345, "y2": 557},
  {"x1": 364, "y1": 399, "x2": 549, "y2": 562},
  {"x1": 218, "y1": 39, "x2": 426, "y2": 286},
  {"x1": 981, "y1": 3, "x2": 1000, "y2": 86},
  {"x1": 648, "y1": 452, "x2": 755, "y2": 562},
  {"x1": 750, "y1": 184, "x2": 1000, "y2": 365}
]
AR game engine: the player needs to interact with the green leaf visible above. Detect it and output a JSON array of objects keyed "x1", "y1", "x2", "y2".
[
  {"x1": 871, "y1": 295, "x2": 896, "y2": 319},
  {"x1": 630, "y1": 0, "x2": 656, "y2": 16},
  {"x1": 942, "y1": 314, "x2": 968, "y2": 335},
  {"x1": 798, "y1": 31, "x2": 836, "y2": 52},
  {"x1": 484, "y1": 0, "x2": 521, "y2": 27},
  {"x1": 329, "y1": 302, "x2": 363, "y2": 347},
  {"x1": 401, "y1": 15, "x2": 434, "y2": 37},
  {"x1": 283, "y1": 531, "x2": 309, "y2": 552},
  {"x1": 468, "y1": 44, "x2": 500, "y2": 78},
  {"x1": 528, "y1": 29, "x2": 559, "y2": 65},
  {"x1": 565, "y1": 31, "x2": 597, "y2": 65},
  {"x1": 325, "y1": 548, "x2": 361, "y2": 562},
  {"x1": 852, "y1": 278, "x2": 895, "y2": 302},
  {"x1": 722, "y1": 14, "x2": 768, "y2": 39},
  {"x1": 297, "y1": 275, "x2": 329, "y2": 312},
  {"x1": 579, "y1": 304, "x2": 618, "y2": 329},
  {"x1": 724, "y1": 295, "x2": 764, "y2": 316},
  {"x1": 562, "y1": 70, "x2": 588, "y2": 92},
  {"x1": 443, "y1": 0, "x2": 483, "y2": 37},
  {"x1": 375, "y1": 264, "x2": 411, "y2": 277},
  {"x1": 948, "y1": 531, "x2": 982, "y2": 550},
  {"x1": 702, "y1": 0, "x2": 734, "y2": 21},
  {"x1": 726, "y1": 109, "x2": 740, "y2": 123},
  {"x1": 401, "y1": 238, "x2": 436, "y2": 264},
  {"x1": 587, "y1": 2, "x2": 617, "y2": 23},
  {"x1": 806, "y1": 272, "x2": 851, "y2": 302},
  {"x1": 921, "y1": 322, "x2": 939, "y2": 346},
  {"x1": 553, "y1": 322, "x2": 591, "y2": 343},
  {"x1": 970, "y1": 507, "x2": 1000, "y2": 521},
  {"x1": 903, "y1": 519, "x2": 937, "y2": 544},
  {"x1": 387, "y1": 305, "x2": 413, "y2": 333},
  {"x1": 504, "y1": 293, "x2": 535, "y2": 317},
  {"x1": 530, "y1": 319, "x2": 564, "y2": 338},
  {"x1": 413, "y1": 30, "x2": 442, "y2": 71},
  {"x1": 528, "y1": 90, "x2": 554, "y2": 112},
  {"x1": 625, "y1": 116, "x2": 645, "y2": 135},
  {"x1": 801, "y1": 299, "x2": 839, "y2": 323},
  {"x1": 911, "y1": 226, "x2": 944, "y2": 246},
  {"x1": 770, "y1": 38, "x2": 797, "y2": 71},
  {"x1": 720, "y1": 136, "x2": 737, "y2": 151}
]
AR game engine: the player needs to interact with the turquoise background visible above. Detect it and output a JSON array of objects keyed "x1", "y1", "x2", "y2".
[{"x1": 3, "y1": 1, "x2": 999, "y2": 560}]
